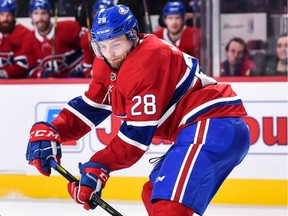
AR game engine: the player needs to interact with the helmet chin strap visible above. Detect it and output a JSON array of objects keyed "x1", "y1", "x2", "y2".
[{"x1": 128, "y1": 29, "x2": 140, "y2": 46}]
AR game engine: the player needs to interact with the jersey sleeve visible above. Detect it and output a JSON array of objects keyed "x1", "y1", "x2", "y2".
[
  {"x1": 51, "y1": 94, "x2": 112, "y2": 142},
  {"x1": 52, "y1": 59, "x2": 112, "y2": 142}
]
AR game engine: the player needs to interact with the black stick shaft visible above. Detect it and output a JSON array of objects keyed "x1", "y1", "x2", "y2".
[
  {"x1": 51, "y1": 0, "x2": 58, "y2": 72},
  {"x1": 142, "y1": 0, "x2": 153, "y2": 33},
  {"x1": 48, "y1": 158, "x2": 123, "y2": 216},
  {"x1": 84, "y1": 0, "x2": 91, "y2": 41}
]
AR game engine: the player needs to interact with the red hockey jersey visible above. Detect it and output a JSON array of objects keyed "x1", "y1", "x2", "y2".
[
  {"x1": 52, "y1": 34, "x2": 246, "y2": 171},
  {"x1": 0, "y1": 24, "x2": 31, "y2": 78},
  {"x1": 153, "y1": 26, "x2": 202, "y2": 61},
  {"x1": 23, "y1": 20, "x2": 93, "y2": 78}
]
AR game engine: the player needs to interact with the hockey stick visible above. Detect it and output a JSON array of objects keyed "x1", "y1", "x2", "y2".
[
  {"x1": 48, "y1": 158, "x2": 123, "y2": 216},
  {"x1": 51, "y1": 0, "x2": 58, "y2": 72},
  {"x1": 84, "y1": 0, "x2": 94, "y2": 65},
  {"x1": 84, "y1": 0, "x2": 91, "y2": 42},
  {"x1": 142, "y1": 0, "x2": 153, "y2": 33}
]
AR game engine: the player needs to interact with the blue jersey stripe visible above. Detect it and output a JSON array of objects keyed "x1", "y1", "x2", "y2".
[
  {"x1": 166, "y1": 58, "x2": 198, "y2": 112},
  {"x1": 68, "y1": 96, "x2": 112, "y2": 126},
  {"x1": 119, "y1": 121, "x2": 157, "y2": 146}
]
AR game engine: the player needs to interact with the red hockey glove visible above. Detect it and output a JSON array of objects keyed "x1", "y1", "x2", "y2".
[
  {"x1": 26, "y1": 121, "x2": 62, "y2": 176},
  {"x1": 68, "y1": 162, "x2": 110, "y2": 210}
]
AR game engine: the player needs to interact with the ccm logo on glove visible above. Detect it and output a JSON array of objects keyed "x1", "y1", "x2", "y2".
[
  {"x1": 30, "y1": 130, "x2": 60, "y2": 139},
  {"x1": 29, "y1": 122, "x2": 61, "y2": 143}
]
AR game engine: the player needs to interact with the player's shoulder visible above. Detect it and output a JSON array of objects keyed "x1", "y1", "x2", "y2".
[
  {"x1": 10, "y1": 24, "x2": 31, "y2": 42},
  {"x1": 118, "y1": 34, "x2": 167, "y2": 80},
  {"x1": 128, "y1": 34, "x2": 163, "y2": 64},
  {"x1": 141, "y1": 34, "x2": 165, "y2": 48},
  {"x1": 14, "y1": 24, "x2": 31, "y2": 34},
  {"x1": 130, "y1": 33, "x2": 183, "y2": 67},
  {"x1": 142, "y1": 33, "x2": 183, "y2": 56}
]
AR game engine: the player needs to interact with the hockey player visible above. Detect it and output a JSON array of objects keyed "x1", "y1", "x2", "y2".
[
  {"x1": 26, "y1": 4, "x2": 250, "y2": 216},
  {"x1": 153, "y1": 1, "x2": 202, "y2": 61},
  {"x1": 23, "y1": 0, "x2": 93, "y2": 78},
  {"x1": 0, "y1": 0, "x2": 31, "y2": 78}
]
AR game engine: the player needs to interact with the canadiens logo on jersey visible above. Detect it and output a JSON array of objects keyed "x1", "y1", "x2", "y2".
[
  {"x1": 38, "y1": 50, "x2": 83, "y2": 73},
  {"x1": 0, "y1": 52, "x2": 13, "y2": 68},
  {"x1": 40, "y1": 55, "x2": 68, "y2": 72}
]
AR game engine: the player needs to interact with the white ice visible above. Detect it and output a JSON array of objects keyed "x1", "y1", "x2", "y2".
[{"x1": 0, "y1": 198, "x2": 287, "y2": 216}]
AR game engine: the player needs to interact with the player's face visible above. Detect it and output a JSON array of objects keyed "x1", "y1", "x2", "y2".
[
  {"x1": 97, "y1": 35, "x2": 134, "y2": 69},
  {"x1": 276, "y1": 36, "x2": 288, "y2": 62},
  {"x1": 0, "y1": 12, "x2": 15, "y2": 34},
  {"x1": 164, "y1": 14, "x2": 185, "y2": 35},
  {"x1": 226, "y1": 41, "x2": 245, "y2": 66},
  {"x1": 31, "y1": 9, "x2": 50, "y2": 33}
]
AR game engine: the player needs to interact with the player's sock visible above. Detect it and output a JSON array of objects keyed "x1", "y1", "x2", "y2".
[{"x1": 151, "y1": 200, "x2": 195, "y2": 216}]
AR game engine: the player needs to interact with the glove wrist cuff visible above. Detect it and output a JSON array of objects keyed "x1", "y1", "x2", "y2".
[{"x1": 85, "y1": 167, "x2": 110, "y2": 185}]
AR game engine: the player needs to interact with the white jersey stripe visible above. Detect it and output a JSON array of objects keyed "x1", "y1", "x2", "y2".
[
  {"x1": 118, "y1": 131, "x2": 149, "y2": 151},
  {"x1": 126, "y1": 120, "x2": 159, "y2": 127},
  {"x1": 65, "y1": 104, "x2": 95, "y2": 130},
  {"x1": 82, "y1": 94, "x2": 112, "y2": 111},
  {"x1": 176, "y1": 67, "x2": 192, "y2": 88},
  {"x1": 158, "y1": 58, "x2": 200, "y2": 127},
  {"x1": 158, "y1": 103, "x2": 177, "y2": 127}
]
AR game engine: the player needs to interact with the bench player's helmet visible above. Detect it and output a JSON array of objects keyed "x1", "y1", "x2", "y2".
[
  {"x1": 162, "y1": 1, "x2": 186, "y2": 18},
  {"x1": 91, "y1": 4, "x2": 139, "y2": 58},
  {"x1": 0, "y1": 0, "x2": 17, "y2": 13},
  {"x1": 93, "y1": 0, "x2": 114, "y2": 15},
  {"x1": 29, "y1": 0, "x2": 51, "y2": 13}
]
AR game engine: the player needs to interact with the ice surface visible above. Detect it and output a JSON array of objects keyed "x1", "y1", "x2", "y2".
[{"x1": 0, "y1": 198, "x2": 287, "y2": 216}]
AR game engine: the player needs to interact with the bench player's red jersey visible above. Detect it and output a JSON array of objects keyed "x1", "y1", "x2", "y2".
[
  {"x1": 0, "y1": 24, "x2": 31, "y2": 78},
  {"x1": 153, "y1": 26, "x2": 202, "y2": 61}
]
